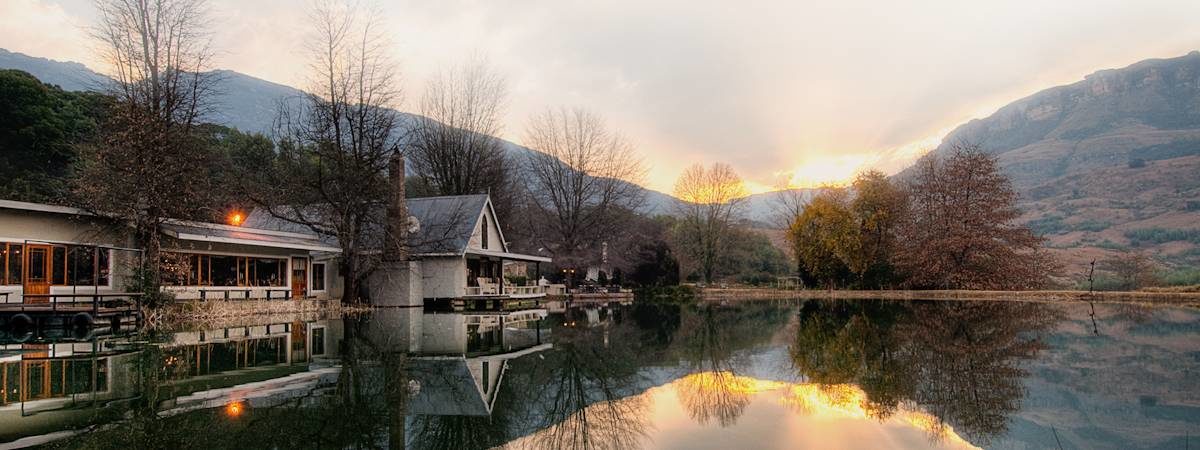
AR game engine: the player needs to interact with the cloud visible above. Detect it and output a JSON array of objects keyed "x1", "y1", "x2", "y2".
[
  {"x1": 0, "y1": 0, "x2": 92, "y2": 66},
  {"x1": 8, "y1": 0, "x2": 1200, "y2": 192}
]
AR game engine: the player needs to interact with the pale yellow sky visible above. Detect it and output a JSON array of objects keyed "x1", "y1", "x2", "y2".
[{"x1": 3, "y1": 0, "x2": 1200, "y2": 193}]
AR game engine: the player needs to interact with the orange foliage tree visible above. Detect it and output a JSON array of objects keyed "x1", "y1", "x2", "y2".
[{"x1": 894, "y1": 143, "x2": 1056, "y2": 290}]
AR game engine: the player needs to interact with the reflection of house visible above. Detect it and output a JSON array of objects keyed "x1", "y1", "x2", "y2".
[
  {"x1": 0, "y1": 319, "x2": 341, "y2": 445},
  {"x1": 0, "y1": 199, "x2": 341, "y2": 305},
  {"x1": 363, "y1": 307, "x2": 552, "y2": 416},
  {"x1": 245, "y1": 194, "x2": 551, "y2": 304}
]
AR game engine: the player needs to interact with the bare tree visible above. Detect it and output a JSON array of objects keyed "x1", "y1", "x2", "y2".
[
  {"x1": 73, "y1": 0, "x2": 219, "y2": 301},
  {"x1": 672, "y1": 163, "x2": 748, "y2": 283},
  {"x1": 245, "y1": 0, "x2": 403, "y2": 304},
  {"x1": 408, "y1": 60, "x2": 516, "y2": 221},
  {"x1": 521, "y1": 108, "x2": 645, "y2": 268},
  {"x1": 1099, "y1": 251, "x2": 1160, "y2": 291},
  {"x1": 768, "y1": 172, "x2": 810, "y2": 230}
]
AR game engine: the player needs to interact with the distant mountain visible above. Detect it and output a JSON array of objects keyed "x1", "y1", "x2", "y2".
[
  {"x1": 920, "y1": 51, "x2": 1200, "y2": 276},
  {"x1": 0, "y1": 49, "x2": 109, "y2": 91},
  {"x1": 0, "y1": 48, "x2": 679, "y2": 214}
]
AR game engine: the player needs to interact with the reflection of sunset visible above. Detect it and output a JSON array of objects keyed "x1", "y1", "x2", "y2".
[
  {"x1": 679, "y1": 371, "x2": 784, "y2": 395},
  {"x1": 778, "y1": 383, "x2": 978, "y2": 448},
  {"x1": 508, "y1": 371, "x2": 981, "y2": 449}
]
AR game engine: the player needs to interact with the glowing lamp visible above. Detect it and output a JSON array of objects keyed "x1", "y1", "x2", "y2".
[
  {"x1": 225, "y1": 401, "x2": 245, "y2": 417},
  {"x1": 227, "y1": 211, "x2": 245, "y2": 226}
]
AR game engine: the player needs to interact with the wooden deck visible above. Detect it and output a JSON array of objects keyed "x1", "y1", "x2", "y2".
[{"x1": 0, "y1": 293, "x2": 143, "y2": 329}]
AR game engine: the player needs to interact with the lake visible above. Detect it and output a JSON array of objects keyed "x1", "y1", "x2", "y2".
[{"x1": 1, "y1": 299, "x2": 1197, "y2": 449}]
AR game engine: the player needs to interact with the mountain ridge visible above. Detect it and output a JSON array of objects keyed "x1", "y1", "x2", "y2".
[
  {"x1": 0, "y1": 48, "x2": 683, "y2": 214},
  {"x1": 5, "y1": 47, "x2": 1200, "y2": 276}
]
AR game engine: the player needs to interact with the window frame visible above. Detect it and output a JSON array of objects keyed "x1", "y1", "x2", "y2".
[{"x1": 310, "y1": 262, "x2": 326, "y2": 292}]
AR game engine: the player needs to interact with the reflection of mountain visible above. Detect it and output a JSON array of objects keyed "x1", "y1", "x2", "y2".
[{"x1": 998, "y1": 304, "x2": 1200, "y2": 450}]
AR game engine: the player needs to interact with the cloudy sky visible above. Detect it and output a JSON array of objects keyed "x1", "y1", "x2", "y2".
[{"x1": 4, "y1": 0, "x2": 1200, "y2": 193}]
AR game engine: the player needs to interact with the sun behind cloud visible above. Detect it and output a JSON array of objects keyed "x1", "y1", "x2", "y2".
[{"x1": 776, "y1": 153, "x2": 875, "y2": 189}]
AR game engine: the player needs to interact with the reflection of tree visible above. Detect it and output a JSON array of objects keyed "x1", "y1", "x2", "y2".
[
  {"x1": 505, "y1": 315, "x2": 651, "y2": 450},
  {"x1": 790, "y1": 299, "x2": 1059, "y2": 444},
  {"x1": 408, "y1": 414, "x2": 510, "y2": 450},
  {"x1": 673, "y1": 303, "x2": 792, "y2": 427},
  {"x1": 791, "y1": 300, "x2": 912, "y2": 417},
  {"x1": 901, "y1": 301, "x2": 1055, "y2": 443},
  {"x1": 675, "y1": 371, "x2": 752, "y2": 427}
]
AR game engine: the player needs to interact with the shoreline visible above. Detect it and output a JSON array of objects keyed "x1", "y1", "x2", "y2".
[
  {"x1": 699, "y1": 288, "x2": 1200, "y2": 306},
  {"x1": 150, "y1": 299, "x2": 363, "y2": 331}
]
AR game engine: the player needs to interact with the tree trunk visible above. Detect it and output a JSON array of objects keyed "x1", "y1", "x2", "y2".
[{"x1": 342, "y1": 252, "x2": 362, "y2": 305}]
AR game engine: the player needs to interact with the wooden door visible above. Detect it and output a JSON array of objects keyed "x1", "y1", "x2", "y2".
[
  {"x1": 23, "y1": 244, "x2": 51, "y2": 302},
  {"x1": 291, "y1": 257, "x2": 307, "y2": 299}
]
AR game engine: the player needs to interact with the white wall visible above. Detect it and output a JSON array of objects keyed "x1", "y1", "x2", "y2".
[
  {"x1": 420, "y1": 313, "x2": 468, "y2": 354},
  {"x1": 420, "y1": 257, "x2": 465, "y2": 299},
  {"x1": 466, "y1": 206, "x2": 505, "y2": 252}
]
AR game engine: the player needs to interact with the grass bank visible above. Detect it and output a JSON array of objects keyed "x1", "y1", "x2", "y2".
[
  {"x1": 699, "y1": 287, "x2": 1200, "y2": 306},
  {"x1": 149, "y1": 299, "x2": 363, "y2": 330}
]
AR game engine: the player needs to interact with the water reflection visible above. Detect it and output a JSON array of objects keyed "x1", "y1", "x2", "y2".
[
  {"x1": 0, "y1": 299, "x2": 1197, "y2": 449},
  {"x1": 791, "y1": 300, "x2": 1058, "y2": 444}
]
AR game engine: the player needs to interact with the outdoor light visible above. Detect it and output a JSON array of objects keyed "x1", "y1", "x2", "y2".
[
  {"x1": 225, "y1": 401, "x2": 245, "y2": 417},
  {"x1": 227, "y1": 211, "x2": 245, "y2": 226}
]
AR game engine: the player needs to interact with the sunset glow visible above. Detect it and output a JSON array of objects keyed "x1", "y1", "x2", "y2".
[{"x1": 776, "y1": 154, "x2": 875, "y2": 189}]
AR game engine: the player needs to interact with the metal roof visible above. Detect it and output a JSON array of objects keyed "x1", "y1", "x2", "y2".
[
  {"x1": 243, "y1": 194, "x2": 500, "y2": 257},
  {"x1": 160, "y1": 222, "x2": 342, "y2": 253}
]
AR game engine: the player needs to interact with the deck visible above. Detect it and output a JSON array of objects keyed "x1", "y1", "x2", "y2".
[{"x1": 0, "y1": 293, "x2": 143, "y2": 330}]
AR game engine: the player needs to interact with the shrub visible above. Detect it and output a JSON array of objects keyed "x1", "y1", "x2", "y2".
[
  {"x1": 1124, "y1": 228, "x2": 1200, "y2": 246},
  {"x1": 1073, "y1": 220, "x2": 1111, "y2": 232},
  {"x1": 1027, "y1": 215, "x2": 1067, "y2": 235},
  {"x1": 1161, "y1": 268, "x2": 1200, "y2": 286}
]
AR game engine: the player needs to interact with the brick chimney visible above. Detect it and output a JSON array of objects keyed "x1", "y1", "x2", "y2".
[{"x1": 383, "y1": 150, "x2": 408, "y2": 262}]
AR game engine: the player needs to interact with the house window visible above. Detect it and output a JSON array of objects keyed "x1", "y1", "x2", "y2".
[
  {"x1": 209, "y1": 255, "x2": 240, "y2": 286},
  {"x1": 2, "y1": 244, "x2": 21, "y2": 285},
  {"x1": 66, "y1": 246, "x2": 111, "y2": 286},
  {"x1": 0, "y1": 243, "x2": 111, "y2": 287},
  {"x1": 311, "y1": 328, "x2": 326, "y2": 356},
  {"x1": 311, "y1": 263, "x2": 326, "y2": 291},
  {"x1": 249, "y1": 258, "x2": 286, "y2": 287},
  {"x1": 161, "y1": 252, "x2": 286, "y2": 287},
  {"x1": 52, "y1": 246, "x2": 66, "y2": 285},
  {"x1": 481, "y1": 215, "x2": 489, "y2": 249}
]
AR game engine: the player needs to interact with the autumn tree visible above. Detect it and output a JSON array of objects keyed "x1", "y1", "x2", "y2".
[
  {"x1": 845, "y1": 170, "x2": 906, "y2": 286},
  {"x1": 787, "y1": 187, "x2": 856, "y2": 288},
  {"x1": 894, "y1": 143, "x2": 1055, "y2": 290},
  {"x1": 239, "y1": 0, "x2": 403, "y2": 304},
  {"x1": 73, "y1": 0, "x2": 221, "y2": 301},
  {"x1": 672, "y1": 163, "x2": 748, "y2": 284},
  {"x1": 407, "y1": 60, "x2": 516, "y2": 222},
  {"x1": 521, "y1": 108, "x2": 645, "y2": 268}
]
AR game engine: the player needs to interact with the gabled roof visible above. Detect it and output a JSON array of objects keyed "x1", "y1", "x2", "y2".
[
  {"x1": 405, "y1": 358, "x2": 493, "y2": 416},
  {"x1": 242, "y1": 194, "x2": 495, "y2": 256},
  {"x1": 408, "y1": 194, "x2": 494, "y2": 254}
]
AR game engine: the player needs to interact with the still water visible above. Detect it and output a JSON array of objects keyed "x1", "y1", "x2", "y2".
[{"x1": 1, "y1": 299, "x2": 1197, "y2": 449}]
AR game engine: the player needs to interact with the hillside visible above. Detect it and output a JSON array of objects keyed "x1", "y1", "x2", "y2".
[
  {"x1": 925, "y1": 51, "x2": 1200, "y2": 279},
  {"x1": 0, "y1": 49, "x2": 680, "y2": 214}
]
